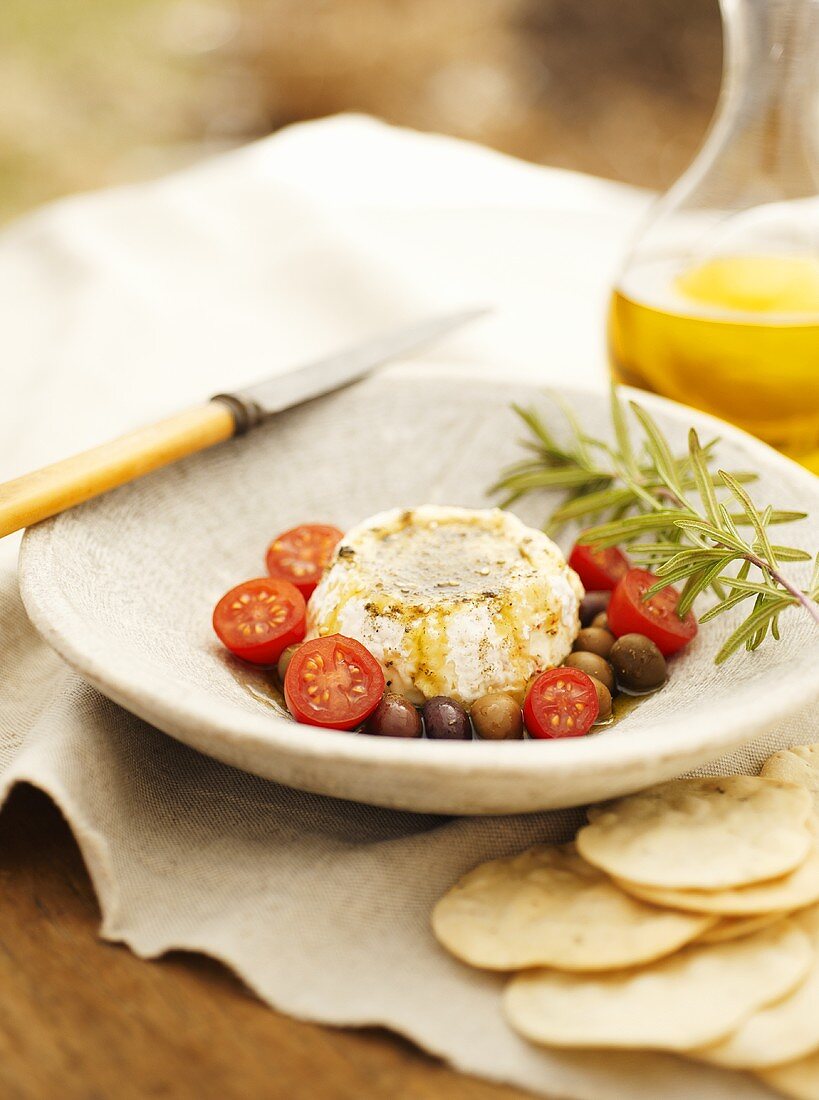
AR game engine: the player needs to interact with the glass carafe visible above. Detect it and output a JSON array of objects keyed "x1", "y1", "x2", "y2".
[{"x1": 608, "y1": 0, "x2": 819, "y2": 472}]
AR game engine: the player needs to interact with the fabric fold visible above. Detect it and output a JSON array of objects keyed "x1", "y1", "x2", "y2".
[{"x1": 0, "y1": 116, "x2": 811, "y2": 1099}]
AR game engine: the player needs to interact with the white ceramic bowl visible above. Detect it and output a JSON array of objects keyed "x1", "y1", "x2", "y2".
[{"x1": 19, "y1": 374, "x2": 819, "y2": 814}]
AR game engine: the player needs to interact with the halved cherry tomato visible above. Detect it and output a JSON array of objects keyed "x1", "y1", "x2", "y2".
[
  {"x1": 569, "y1": 541, "x2": 630, "y2": 591},
  {"x1": 266, "y1": 524, "x2": 343, "y2": 598},
  {"x1": 284, "y1": 634, "x2": 385, "y2": 730},
  {"x1": 523, "y1": 668, "x2": 599, "y2": 739},
  {"x1": 213, "y1": 578, "x2": 306, "y2": 666},
  {"x1": 608, "y1": 568, "x2": 698, "y2": 656}
]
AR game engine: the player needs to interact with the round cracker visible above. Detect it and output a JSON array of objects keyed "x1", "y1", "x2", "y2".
[
  {"x1": 758, "y1": 1050, "x2": 819, "y2": 1100},
  {"x1": 615, "y1": 839, "x2": 819, "y2": 915},
  {"x1": 698, "y1": 911, "x2": 786, "y2": 944},
  {"x1": 763, "y1": 745, "x2": 819, "y2": 813},
  {"x1": 503, "y1": 920, "x2": 812, "y2": 1052},
  {"x1": 431, "y1": 844, "x2": 713, "y2": 971},
  {"x1": 694, "y1": 907, "x2": 819, "y2": 1070},
  {"x1": 577, "y1": 777, "x2": 813, "y2": 890}
]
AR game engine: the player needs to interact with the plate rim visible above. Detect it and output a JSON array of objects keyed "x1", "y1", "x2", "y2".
[{"x1": 17, "y1": 375, "x2": 819, "y2": 800}]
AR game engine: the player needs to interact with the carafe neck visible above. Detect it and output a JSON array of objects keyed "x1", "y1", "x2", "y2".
[{"x1": 718, "y1": 0, "x2": 819, "y2": 190}]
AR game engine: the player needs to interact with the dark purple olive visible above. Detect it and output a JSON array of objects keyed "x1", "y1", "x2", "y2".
[
  {"x1": 579, "y1": 590, "x2": 611, "y2": 628},
  {"x1": 422, "y1": 696, "x2": 471, "y2": 740},
  {"x1": 364, "y1": 693, "x2": 422, "y2": 738}
]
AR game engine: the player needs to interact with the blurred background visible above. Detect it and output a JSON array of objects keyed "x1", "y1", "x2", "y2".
[{"x1": 0, "y1": 0, "x2": 722, "y2": 224}]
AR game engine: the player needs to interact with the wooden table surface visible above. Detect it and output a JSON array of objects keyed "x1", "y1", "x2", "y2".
[{"x1": 0, "y1": 784, "x2": 531, "y2": 1100}]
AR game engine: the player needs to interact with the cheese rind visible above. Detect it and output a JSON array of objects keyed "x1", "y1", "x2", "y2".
[{"x1": 306, "y1": 506, "x2": 582, "y2": 705}]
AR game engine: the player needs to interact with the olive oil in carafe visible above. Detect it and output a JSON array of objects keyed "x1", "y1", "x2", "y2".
[{"x1": 609, "y1": 255, "x2": 819, "y2": 472}]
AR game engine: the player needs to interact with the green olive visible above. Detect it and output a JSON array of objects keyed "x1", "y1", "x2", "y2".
[
  {"x1": 563, "y1": 651, "x2": 615, "y2": 694},
  {"x1": 470, "y1": 693, "x2": 523, "y2": 740},
  {"x1": 591, "y1": 611, "x2": 609, "y2": 630},
  {"x1": 610, "y1": 633, "x2": 667, "y2": 693},
  {"x1": 277, "y1": 643, "x2": 301, "y2": 682},
  {"x1": 573, "y1": 627, "x2": 616, "y2": 659}
]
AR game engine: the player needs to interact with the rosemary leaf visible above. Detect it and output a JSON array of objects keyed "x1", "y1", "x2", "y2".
[
  {"x1": 491, "y1": 386, "x2": 819, "y2": 662},
  {"x1": 716, "y1": 595, "x2": 794, "y2": 664},
  {"x1": 764, "y1": 545, "x2": 814, "y2": 563},
  {"x1": 689, "y1": 429, "x2": 720, "y2": 527},
  {"x1": 630, "y1": 402, "x2": 688, "y2": 503},
  {"x1": 671, "y1": 517, "x2": 747, "y2": 552},
  {"x1": 611, "y1": 383, "x2": 639, "y2": 480},
  {"x1": 553, "y1": 392, "x2": 593, "y2": 467},
  {"x1": 721, "y1": 576, "x2": 784, "y2": 596},
  {"x1": 510, "y1": 403, "x2": 562, "y2": 455},
  {"x1": 729, "y1": 509, "x2": 807, "y2": 526},
  {"x1": 579, "y1": 510, "x2": 685, "y2": 548},
  {"x1": 720, "y1": 470, "x2": 776, "y2": 568},
  {"x1": 549, "y1": 486, "x2": 637, "y2": 524},
  {"x1": 680, "y1": 557, "x2": 735, "y2": 616},
  {"x1": 698, "y1": 591, "x2": 750, "y2": 624}
]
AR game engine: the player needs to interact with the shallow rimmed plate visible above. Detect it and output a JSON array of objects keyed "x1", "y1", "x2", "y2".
[{"x1": 18, "y1": 373, "x2": 819, "y2": 814}]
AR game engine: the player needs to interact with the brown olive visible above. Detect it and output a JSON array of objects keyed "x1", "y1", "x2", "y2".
[
  {"x1": 470, "y1": 693, "x2": 523, "y2": 741},
  {"x1": 610, "y1": 633, "x2": 668, "y2": 693},
  {"x1": 277, "y1": 643, "x2": 301, "y2": 682},
  {"x1": 579, "y1": 590, "x2": 611, "y2": 628},
  {"x1": 365, "y1": 693, "x2": 422, "y2": 738},
  {"x1": 422, "y1": 696, "x2": 471, "y2": 740},
  {"x1": 588, "y1": 675, "x2": 612, "y2": 722},
  {"x1": 591, "y1": 611, "x2": 609, "y2": 630},
  {"x1": 573, "y1": 627, "x2": 616, "y2": 659},
  {"x1": 563, "y1": 651, "x2": 615, "y2": 694}
]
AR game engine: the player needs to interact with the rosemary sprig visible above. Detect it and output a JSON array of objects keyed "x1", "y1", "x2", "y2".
[{"x1": 492, "y1": 387, "x2": 819, "y2": 663}]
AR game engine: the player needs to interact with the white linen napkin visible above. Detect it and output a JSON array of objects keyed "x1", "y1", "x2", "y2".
[{"x1": 0, "y1": 115, "x2": 813, "y2": 1100}]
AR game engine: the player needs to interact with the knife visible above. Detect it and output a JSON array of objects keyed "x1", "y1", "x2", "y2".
[{"x1": 0, "y1": 307, "x2": 488, "y2": 539}]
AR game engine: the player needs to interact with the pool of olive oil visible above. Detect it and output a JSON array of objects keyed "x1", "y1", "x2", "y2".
[{"x1": 608, "y1": 255, "x2": 819, "y2": 472}]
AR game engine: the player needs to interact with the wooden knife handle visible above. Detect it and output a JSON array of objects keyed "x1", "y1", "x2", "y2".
[{"x1": 0, "y1": 402, "x2": 236, "y2": 540}]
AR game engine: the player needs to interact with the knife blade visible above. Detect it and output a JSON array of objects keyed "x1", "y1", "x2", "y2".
[
  {"x1": 0, "y1": 307, "x2": 489, "y2": 538},
  {"x1": 211, "y1": 306, "x2": 489, "y2": 431}
]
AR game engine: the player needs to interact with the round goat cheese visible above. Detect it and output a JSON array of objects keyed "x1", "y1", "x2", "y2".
[{"x1": 306, "y1": 506, "x2": 582, "y2": 705}]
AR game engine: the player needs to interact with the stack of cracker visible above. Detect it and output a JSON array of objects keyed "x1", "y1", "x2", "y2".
[{"x1": 433, "y1": 746, "x2": 819, "y2": 1100}]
